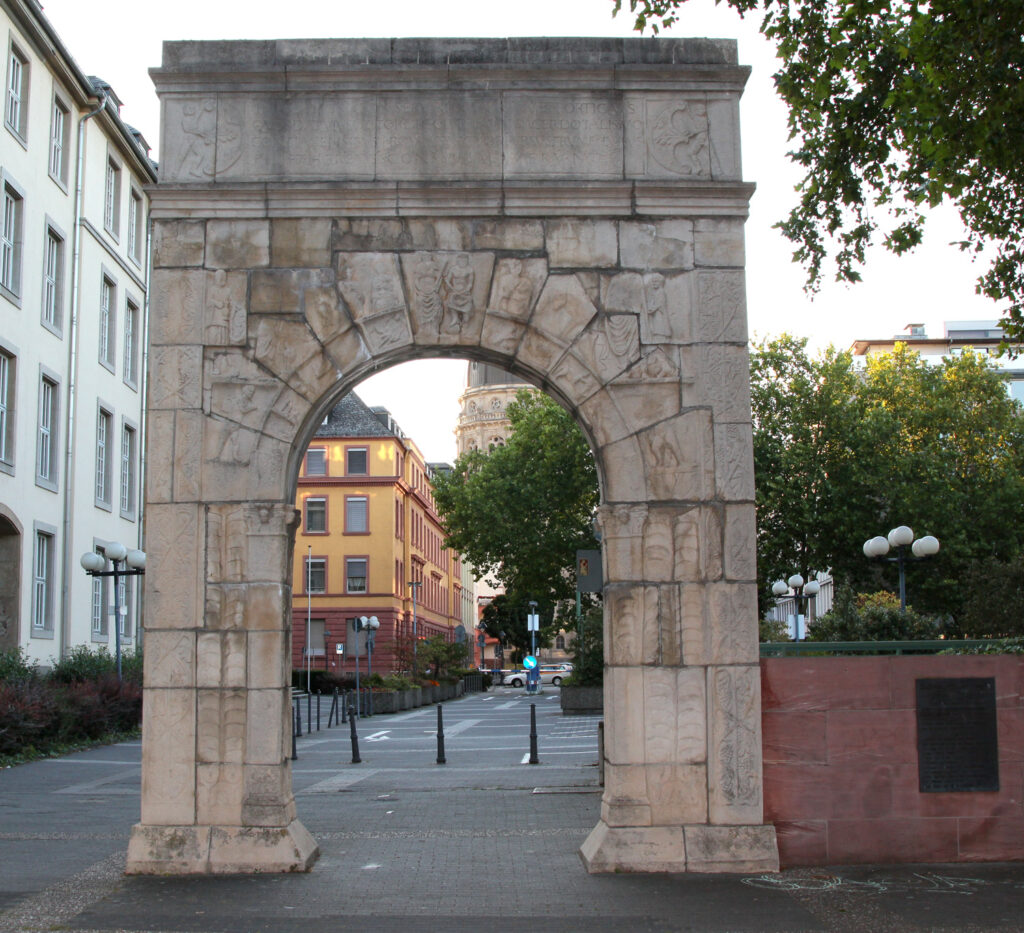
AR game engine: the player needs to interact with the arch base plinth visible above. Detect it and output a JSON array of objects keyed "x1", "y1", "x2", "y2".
[
  {"x1": 125, "y1": 820, "x2": 319, "y2": 875},
  {"x1": 580, "y1": 821, "x2": 779, "y2": 874}
]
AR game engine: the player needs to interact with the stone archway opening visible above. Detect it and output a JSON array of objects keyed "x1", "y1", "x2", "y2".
[{"x1": 129, "y1": 37, "x2": 777, "y2": 876}]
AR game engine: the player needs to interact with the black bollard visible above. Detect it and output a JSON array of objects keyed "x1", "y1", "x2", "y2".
[
  {"x1": 436, "y1": 705, "x2": 446, "y2": 765},
  {"x1": 316, "y1": 691, "x2": 321, "y2": 731},
  {"x1": 349, "y1": 704, "x2": 361, "y2": 763},
  {"x1": 529, "y1": 703, "x2": 539, "y2": 764},
  {"x1": 330, "y1": 687, "x2": 339, "y2": 727},
  {"x1": 307, "y1": 692, "x2": 312, "y2": 734},
  {"x1": 291, "y1": 704, "x2": 298, "y2": 761},
  {"x1": 295, "y1": 697, "x2": 302, "y2": 736}
]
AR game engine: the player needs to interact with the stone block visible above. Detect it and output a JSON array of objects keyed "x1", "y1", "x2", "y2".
[
  {"x1": 472, "y1": 219, "x2": 544, "y2": 251},
  {"x1": 270, "y1": 218, "x2": 332, "y2": 267},
  {"x1": 246, "y1": 688, "x2": 289, "y2": 764},
  {"x1": 695, "y1": 270, "x2": 747, "y2": 343},
  {"x1": 376, "y1": 93, "x2": 502, "y2": 179},
  {"x1": 723, "y1": 504, "x2": 757, "y2": 581},
  {"x1": 248, "y1": 631, "x2": 288, "y2": 689},
  {"x1": 606, "y1": 584, "x2": 659, "y2": 667},
  {"x1": 546, "y1": 219, "x2": 618, "y2": 268},
  {"x1": 206, "y1": 220, "x2": 270, "y2": 269},
  {"x1": 407, "y1": 219, "x2": 474, "y2": 251},
  {"x1": 251, "y1": 269, "x2": 332, "y2": 313},
  {"x1": 707, "y1": 665, "x2": 765, "y2": 825},
  {"x1": 683, "y1": 343, "x2": 752, "y2": 424},
  {"x1": 503, "y1": 92, "x2": 623, "y2": 178},
  {"x1": 532, "y1": 275, "x2": 599, "y2": 346},
  {"x1": 197, "y1": 689, "x2": 247, "y2": 764},
  {"x1": 619, "y1": 220, "x2": 694, "y2": 270},
  {"x1": 197, "y1": 763, "x2": 244, "y2": 825},
  {"x1": 647, "y1": 763, "x2": 708, "y2": 825},
  {"x1": 487, "y1": 257, "x2": 547, "y2": 320},
  {"x1": 714, "y1": 422, "x2": 755, "y2": 501},
  {"x1": 599, "y1": 435, "x2": 649, "y2": 504},
  {"x1": 637, "y1": 410, "x2": 715, "y2": 502},
  {"x1": 149, "y1": 269, "x2": 205, "y2": 345},
  {"x1": 683, "y1": 824, "x2": 779, "y2": 873},
  {"x1": 196, "y1": 631, "x2": 248, "y2": 688},
  {"x1": 153, "y1": 219, "x2": 206, "y2": 268},
  {"x1": 140, "y1": 689, "x2": 197, "y2": 825},
  {"x1": 674, "y1": 506, "x2": 723, "y2": 583},
  {"x1": 624, "y1": 95, "x2": 712, "y2": 180},
  {"x1": 644, "y1": 666, "x2": 706, "y2": 764},
  {"x1": 580, "y1": 822, "x2": 686, "y2": 873},
  {"x1": 694, "y1": 218, "x2": 745, "y2": 268},
  {"x1": 579, "y1": 388, "x2": 632, "y2": 448},
  {"x1": 172, "y1": 410, "x2": 204, "y2": 502},
  {"x1": 145, "y1": 504, "x2": 203, "y2": 630},
  {"x1": 126, "y1": 824, "x2": 212, "y2": 875},
  {"x1": 206, "y1": 821, "x2": 318, "y2": 873},
  {"x1": 145, "y1": 630, "x2": 196, "y2": 688},
  {"x1": 707, "y1": 95, "x2": 743, "y2": 181},
  {"x1": 149, "y1": 346, "x2": 203, "y2": 411},
  {"x1": 603, "y1": 666, "x2": 647, "y2": 765},
  {"x1": 597, "y1": 503, "x2": 648, "y2": 583},
  {"x1": 145, "y1": 412, "x2": 174, "y2": 503}
]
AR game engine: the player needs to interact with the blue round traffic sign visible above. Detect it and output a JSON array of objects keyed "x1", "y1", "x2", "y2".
[{"x1": 523, "y1": 655, "x2": 537, "y2": 669}]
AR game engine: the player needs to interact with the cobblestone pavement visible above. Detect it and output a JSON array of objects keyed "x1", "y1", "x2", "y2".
[{"x1": 2, "y1": 688, "x2": 1024, "y2": 932}]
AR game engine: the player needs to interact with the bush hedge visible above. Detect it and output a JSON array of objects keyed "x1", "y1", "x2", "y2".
[{"x1": 0, "y1": 646, "x2": 142, "y2": 763}]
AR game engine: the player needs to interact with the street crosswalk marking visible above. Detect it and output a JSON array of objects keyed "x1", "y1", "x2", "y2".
[{"x1": 300, "y1": 770, "x2": 380, "y2": 793}]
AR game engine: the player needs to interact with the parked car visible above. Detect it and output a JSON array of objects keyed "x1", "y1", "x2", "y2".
[{"x1": 539, "y1": 665, "x2": 572, "y2": 685}]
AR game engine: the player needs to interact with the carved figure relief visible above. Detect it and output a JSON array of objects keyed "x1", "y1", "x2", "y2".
[
  {"x1": 492, "y1": 258, "x2": 536, "y2": 319},
  {"x1": 649, "y1": 101, "x2": 710, "y2": 177},
  {"x1": 206, "y1": 270, "x2": 246, "y2": 345},
  {"x1": 698, "y1": 271, "x2": 745, "y2": 343},
  {"x1": 177, "y1": 99, "x2": 217, "y2": 179},
  {"x1": 411, "y1": 254, "x2": 445, "y2": 334},
  {"x1": 713, "y1": 668, "x2": 760, "y2": 807},
  {"x1": 442, "y1": 253, "x2": 475, "y2": 334},
  {"x1": 643, "y1": 273, "x2": 672, "y2": 341}
]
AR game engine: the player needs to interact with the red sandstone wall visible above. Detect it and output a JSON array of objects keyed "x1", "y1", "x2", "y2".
[{"x1": 761, "y1": 656, "x2": 1024, "y2": 866}]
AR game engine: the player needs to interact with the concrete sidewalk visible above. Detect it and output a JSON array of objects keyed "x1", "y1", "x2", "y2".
[{"x1": 2, "y1": 690, "x2": 1023, "y2": 932}]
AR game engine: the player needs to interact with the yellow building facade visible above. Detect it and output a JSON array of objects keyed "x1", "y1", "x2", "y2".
[{"x1": 290, "y1": 394, "x2": 464, "y2": 677}]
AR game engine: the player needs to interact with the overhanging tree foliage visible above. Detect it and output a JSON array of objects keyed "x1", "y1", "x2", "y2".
[
  {"x1": 752, "y1": 336, "x2": 1024, "y2": 618},
  {"x1": 432, "y1": 391, "x2": 600, "y2": 606},
  {"x1": 614, "y1": 0, "x2": 1024, "y2": 338}
]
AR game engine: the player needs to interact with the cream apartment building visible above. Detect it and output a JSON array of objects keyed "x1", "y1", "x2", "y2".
[{"x1": 0, "y1": 0, "x2": 156, "y2": 665}]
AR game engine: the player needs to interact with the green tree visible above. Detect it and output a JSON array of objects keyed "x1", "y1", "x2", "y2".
[
  {"x1": 477, "y1": 593, "x2": 556, "y2": 664},
  {"x1": 432, "y1": 390, "x2": 600, "y2": 604},
  {"x1": 614, "y1": 0, "x2": 1024, "y2": 337},
  {"x1": 752, "y1": 337, "x2": 1024, "y2": 619}
]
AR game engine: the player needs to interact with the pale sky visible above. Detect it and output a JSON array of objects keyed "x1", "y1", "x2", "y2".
[{"x1": 38, "y1": 0, "x2": 1003, "y2": 463}]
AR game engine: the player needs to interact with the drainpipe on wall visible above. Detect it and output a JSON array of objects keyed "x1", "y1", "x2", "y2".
[
  {"x1": 135, "y1": 214, "x2": 152, "y2": 648},
  {"x1": 58, "y1": 91, "x2": 108, "y2": 659}
]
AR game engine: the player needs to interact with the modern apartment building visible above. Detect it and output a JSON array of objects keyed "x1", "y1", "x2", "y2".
[
  {"x1": 0, "y1": 0, "x2": 156, "y2": 665},
  {"x1": 291, "y1": 393, "x2": 466, "y2": 676}
]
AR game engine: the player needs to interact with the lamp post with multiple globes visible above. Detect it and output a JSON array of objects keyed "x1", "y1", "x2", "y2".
[
  {"x1": 863, "y1": 525, "x2": 940, "y2": 613},
  {"x1": 770, "y1": 574, "x2": 821, "y2": 641},
  {"x1": 80, "y1": 543, "x2": 146, "y2": 681}
]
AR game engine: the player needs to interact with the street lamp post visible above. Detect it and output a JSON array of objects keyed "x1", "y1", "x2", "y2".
[
  {"x1": 863, "y1": 525, "x2": 940, "y2": 612},
  {"x1": 408, "y1": 580, "x2": 421, "y2": 676},
  {"x1": 80, "y1": 542, "x2": 146, "y2": 681},
  {"x1": 771, "y1": 573, "x2": 821, "y2": 641},
  {"x1": 527, "y1": 599, "x2": 539, "y2": 695},
  {"x1": 354, "y1": 618, "x2": 382, "y2": 716}
]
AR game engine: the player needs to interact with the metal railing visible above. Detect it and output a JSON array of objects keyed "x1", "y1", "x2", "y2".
[{"x1": 760, "y1": 639, "x2": 996, "y2": 657}]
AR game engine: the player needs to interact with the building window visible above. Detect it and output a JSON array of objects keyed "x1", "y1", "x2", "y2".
[
  {"x1": 0, "y1": 348, "x2": 14, "y2": 472},
  {"x1": 120, "y1": 423, "x2": 136, "y2": 519},
  {"x1": 127, "y1": 188, "x2": 143, "y2": 262},
  {"x1": 42, "y1": 226, "x2": 65, "y2": 333},
  {"x1": 305, "y1": 497, "x2": 327, "y2": 533},
  {"x1": 1, "y1": 176, "x2": 24, "y2": 301},
  {"x1": 95, "y1": 407, "x2": 112, "y2": 508},
  {"x1": 304, "y1": 556, "x2": 326, "y2": 594},
  {"x1": 345, "y1": 557, "x2": 368, "y2": 594},
  {"x1": 91, "y1": 548, "x2": 107, "y2": 636},
  {"x1": 123, "y1": 297, "x2": 139, "y2": 387},
  {"x1": 33, "y1": 529, "x2": 55, "y2": 632},
  {"x1": 305, "y1": 447, "x2": 327, "y2": 476},
  {"x1": 103, "y1": 157, "x2": 121, "y2": 237},
  {"x1": 345, "y1": 496, "x2": 368, "y2": 533},
  {"x1": 346, "y1": 446, "x2": 368, "y2": 475},
  {"x1": 99, "y1": 276, "x2": 115, "y2": 368},
  {"x1": 49, "y1": 96, "x2": 70, "y2": 186},
  {"x1": 305, "y1": 619, "x2": 325, "y2": 658},
  {"x1": 5, "y1": 43, "x2": 28, "y2": 142},
  {"x1": 555, "y1": 635, "x2": 566, "y2": 650},
  {"x1": 36, "y1": 374, "x2": 58, "y2": 490}
]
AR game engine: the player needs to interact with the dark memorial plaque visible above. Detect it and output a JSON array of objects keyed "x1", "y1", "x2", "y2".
[{"x1": 916, "y1": 677, "x2": 999, "y2": 793}]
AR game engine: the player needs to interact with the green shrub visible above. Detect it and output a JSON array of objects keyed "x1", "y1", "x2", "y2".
[
  {"x1": 0, "y1": 647, "x2": 35, "y2": 684},
  {"x1": 808, "y1": 587, "x2": 942, "y2": 641},
  {"x1": 565, "y1": 607, "x2": 603, "y2": 687},
  {"x1": 940, "y1": 637, "x2": 1024, "y2": 655},
  {"x1": 49, "y1": 645, "x2": 118, "y2": 683}
]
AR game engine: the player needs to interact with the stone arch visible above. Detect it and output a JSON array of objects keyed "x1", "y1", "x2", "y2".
[{"x1": 128, "y1": 37, "x2": 777, "y2": 876}]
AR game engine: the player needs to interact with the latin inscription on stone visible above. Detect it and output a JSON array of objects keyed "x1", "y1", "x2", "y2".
[
  {"x1": 376, "y1": 93, "x2": 501, "y2": 178},
  {"x1": 504, "y1": 93, "x2": 623, "y2": 177},
  {"x1": 916, "y1": 678, "x2": 999, "y2": 793}
]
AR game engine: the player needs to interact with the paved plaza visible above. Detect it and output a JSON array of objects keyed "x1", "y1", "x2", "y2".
[{"x1": 2, "y1": 688, "x2": 1023, "y2": 932}]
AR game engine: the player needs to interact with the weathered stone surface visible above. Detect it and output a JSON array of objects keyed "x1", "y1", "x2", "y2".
[
  {"x1": 153, "y1": 219, "x2": 206, "y2": 267},
  {"x1": 546, "y1": 220, "x2": 618, "y2": 268},
  {"x1": 145, "y1": 36, "x2": 770, "y2": 878}
]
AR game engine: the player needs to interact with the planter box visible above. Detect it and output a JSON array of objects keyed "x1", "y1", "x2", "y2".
[{"x1": 560, "y1": 685, "x2": 603, "y2": 715}]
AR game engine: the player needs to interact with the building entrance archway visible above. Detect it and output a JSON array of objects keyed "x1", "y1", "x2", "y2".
[{"x1": 128, "y1": 37, "x2": 778, "y2": 875}]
